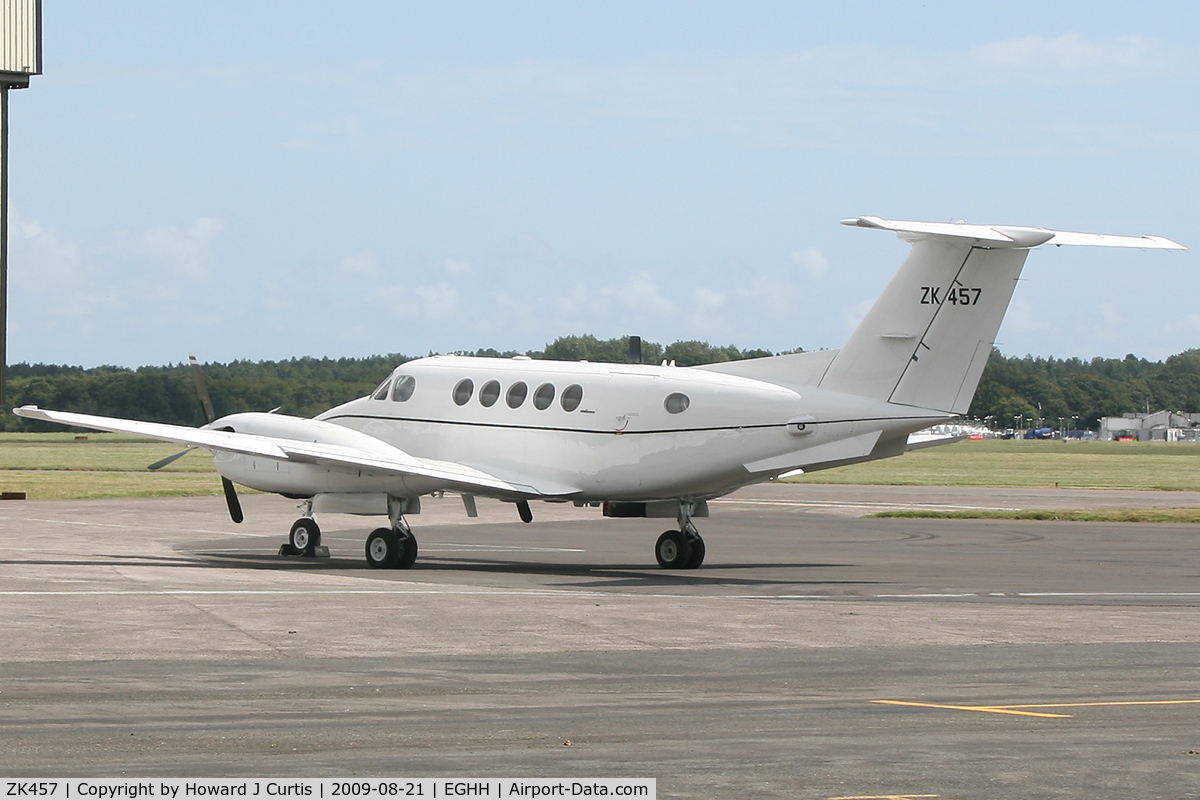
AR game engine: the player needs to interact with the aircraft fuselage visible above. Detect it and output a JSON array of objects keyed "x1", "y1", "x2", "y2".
[{"x1": 213, "y1": 355, "x2": 947, "y2": 503}]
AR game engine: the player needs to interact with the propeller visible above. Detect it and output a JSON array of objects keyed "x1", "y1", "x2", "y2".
[
  {"x1": 147, "y1": 447, "x2": 195, "y2": 471},
  {"x1": 148, "y1": 353, "x2": 244, "y2": 524}
]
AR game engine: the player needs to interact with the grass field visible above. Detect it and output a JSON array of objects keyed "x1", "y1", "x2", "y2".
[
  {"x1": 2, "y1": 432, "x2": 1200, "y2": 501},
  {"x1": 784, "y1": 438, "x2": 1200, "y2": 492},
  {"x1": 875, "y1": 508, "x2": 1200, "y2": 523},
  {"x1": 0, "y1": 432, "x2": 222, "y2": 499}
]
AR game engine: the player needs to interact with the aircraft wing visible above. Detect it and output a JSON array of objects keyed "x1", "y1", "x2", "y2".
[{"x1": 12, "y1": 405, "x2": 571, "y2": 497}]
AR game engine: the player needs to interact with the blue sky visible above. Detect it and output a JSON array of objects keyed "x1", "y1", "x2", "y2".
[{"x1": 7, "y1": 1, "x2": 1199, "y2": 367}]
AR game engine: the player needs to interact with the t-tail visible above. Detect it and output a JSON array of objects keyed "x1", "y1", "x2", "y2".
[{"x1": 705, "y1": 216, "x2": 1185, "y2": 414}]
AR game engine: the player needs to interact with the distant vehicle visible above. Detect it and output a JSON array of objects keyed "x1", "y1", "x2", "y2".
[
  {"x1": 15, "y1": 216, "x2": 1185, "y2": 570},
  {"x1": 1024, "y1": 427, "x2": 1056, "y2": 439}
]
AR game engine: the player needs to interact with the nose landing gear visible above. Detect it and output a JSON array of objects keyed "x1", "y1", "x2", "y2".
[{"x1": 279, "y1": 500, "x2": 327, "y2": 557}]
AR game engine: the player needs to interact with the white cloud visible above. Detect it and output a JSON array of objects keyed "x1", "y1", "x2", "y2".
[
  {"x1": 1000, "y1": 297, "x2": 1054, "y2": 335},
  {"x1": 442, "y1": 257, "x2": 471, "y2": 275},
  {"x1": 340, "y1": 251, "x2": 381, "y2": 278},
  {"x1": 415, "y1": 283, "x2": 460, "y2": 317},
  {"x1": 791, "y1": 247, "x2": 830, "y2": 278},
  {"x1": 374, "y1": 35, "x2": 1200, "y2": 155},
  {"x1": 967, "y1": 34, "x2": 1188, "y2": 88},
  {"x1": 1098, "y1": 302, "x2": 1124, "y2": 326},
  {"x1": 13, "y1": 214, "x2": 82, "y2": 281},
  {"x1": 619, "y1": 274, "x2": 677, "y2": 317},
  {"x1": 739, "y1": 275, "x2": 799, "y2": 317},
  {"x1": 691, "y1": 287, "x2": 724, "y2": 311},
  {"x1": 498, "y1": 234, "x2": 553, "y2": 261},
  {"x1": 139, "y1": 216, "x2": 224, "y2": 280}
]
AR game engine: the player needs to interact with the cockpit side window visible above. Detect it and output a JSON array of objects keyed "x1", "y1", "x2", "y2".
[
  {"x1": 372, "y1": 379, "x2": 392, "y2": 401},
  {"x1": 392, "y1": 375, "x2": 416, "y2": 402}
]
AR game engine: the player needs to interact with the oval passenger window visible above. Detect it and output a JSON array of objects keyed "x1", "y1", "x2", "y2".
[
  {"x1": 533, "y1": 383, "x2": 555, "y2": 410},
  {"x1": 561, "y1": 384, "x2": 583, "y2": 412},
  {"x1": 479, "y1": 380, "x2": 501, "y2": 407},
  {"x1": 664, "y1": 392, "x2": 690, "y2": 414},
  {"x1": 453, "y1": 379, "x2": 475, "y2": 406},
  {"x1": 506, "y1": 381, "x2": 528, "y2": 408}
]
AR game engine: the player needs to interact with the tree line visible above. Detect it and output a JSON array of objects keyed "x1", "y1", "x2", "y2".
[{"x1": 3, "y1": 335, "x2": 1198, "y2": 432}]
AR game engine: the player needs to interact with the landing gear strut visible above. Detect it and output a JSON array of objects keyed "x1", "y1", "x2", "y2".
[
  {"x1": 655, "y1": 501, "x2": 705, "y2": 569},
  {"x1": 365, "y1": 496, "x2": 420, "y2": 570}
]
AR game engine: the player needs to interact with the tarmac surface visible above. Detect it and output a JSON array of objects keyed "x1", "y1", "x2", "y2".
[{"x1": 2, "y1": 482, "x2": 1200, "y2": 799}]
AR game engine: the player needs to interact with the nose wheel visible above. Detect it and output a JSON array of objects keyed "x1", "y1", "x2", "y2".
[{"x1": 280, "y1": 517, "x2": 323, "y2": 557}]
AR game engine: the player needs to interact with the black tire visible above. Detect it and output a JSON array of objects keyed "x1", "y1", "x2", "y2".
[
  {"x1": 397, "y1": 531, "x2": 419, "y2": 569},
  {"x1": 683, "y1": 533, "x2": 705, "y2": 569},
  {"x1": 366, "y1": 527, "x2": 402, "y2": 569},
  {"x1": 290, "y1": 518, "x2": 321, "y2": 555},
  {"x1": 655, "y1": 530, "x2": 692, "y2": 569}
]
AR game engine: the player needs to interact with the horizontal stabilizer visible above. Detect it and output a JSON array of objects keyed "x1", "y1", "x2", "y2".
[
  {"x1": 842, "y1": 216, "x2": 1186, "y2": 250},
  {"x1": 905, "y1": 432, "x2": 967, "y2": 451}
]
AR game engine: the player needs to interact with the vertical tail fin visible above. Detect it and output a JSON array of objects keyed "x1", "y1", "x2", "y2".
[
  {"x1": 818, "y1": 217, "x2": 1185, "y2": 414},
  {"x1": 818, "y1": 236, "x2": 1027, "y2": 413}
]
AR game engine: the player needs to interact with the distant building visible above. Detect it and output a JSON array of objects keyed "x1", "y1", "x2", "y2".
[{"x1": 1098, "y1": 411, "x2": 1200, "y2": 442}]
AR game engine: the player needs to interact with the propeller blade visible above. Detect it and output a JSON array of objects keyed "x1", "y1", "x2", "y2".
[
  {"x1": 222, "y1": 477, "x2": 244, "y2": 524},
  {"x1": 189, "y1": 353, "x2": 217, "y2": 424},
  {"x1": 148, "y1": 447, "x2": 193, "y2": 471}
]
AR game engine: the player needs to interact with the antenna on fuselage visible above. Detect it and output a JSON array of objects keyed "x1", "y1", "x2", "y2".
[{"x1": 628, "y1": 335, "x2": 642, "y2": 364}]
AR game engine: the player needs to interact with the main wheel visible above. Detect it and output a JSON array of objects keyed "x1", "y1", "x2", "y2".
[
  {"x1": 366, "y1": 527, "x2": 402, "y2": 569},
  {"x1": 289, "y1": 518, "x2": 321, "y2": 555},
  {"x1": 683, "y1": 533, "x2": 705, "y2": 569},
  {"x1": 655, "y1": 530, "x2": 692, "y2": 569},
  {"x1": 397, "y1": 530, "x2": 419, "y2": 569}
]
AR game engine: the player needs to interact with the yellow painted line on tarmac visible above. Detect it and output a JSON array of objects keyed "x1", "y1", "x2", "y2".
[
  {"x1": 873, "y1": 698, "x2": 1200, "y2": 719},
  {"x1": 871, "y1": 700, "x2": 1070, "y2": 718},
  {"x1": 1005, "y1": 699, "x2": 1200, "y2": 710}
]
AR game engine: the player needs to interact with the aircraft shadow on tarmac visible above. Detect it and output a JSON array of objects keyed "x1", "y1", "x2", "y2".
[
  {"x1": 176, "y1": 548, "x2": 881, "y2": 588},
  {"x1": 6, "y1": 547, "x2": 883, "y2": 589}
]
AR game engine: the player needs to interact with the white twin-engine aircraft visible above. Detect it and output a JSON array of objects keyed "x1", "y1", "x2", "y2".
[{"x1": 16, "y1": 216, "x2": 1185, "y2": 569}]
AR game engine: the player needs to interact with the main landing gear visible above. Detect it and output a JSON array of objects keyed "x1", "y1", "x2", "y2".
[
  {"x1": 279, "y1": 496, "x2": 420, "y2": 568},
  {"x1": 654, "y1": 501, "x2": 705, "y2": 570},
  {"x1": 365, "y1": 496, "x2": 420, "y2": 570}
]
